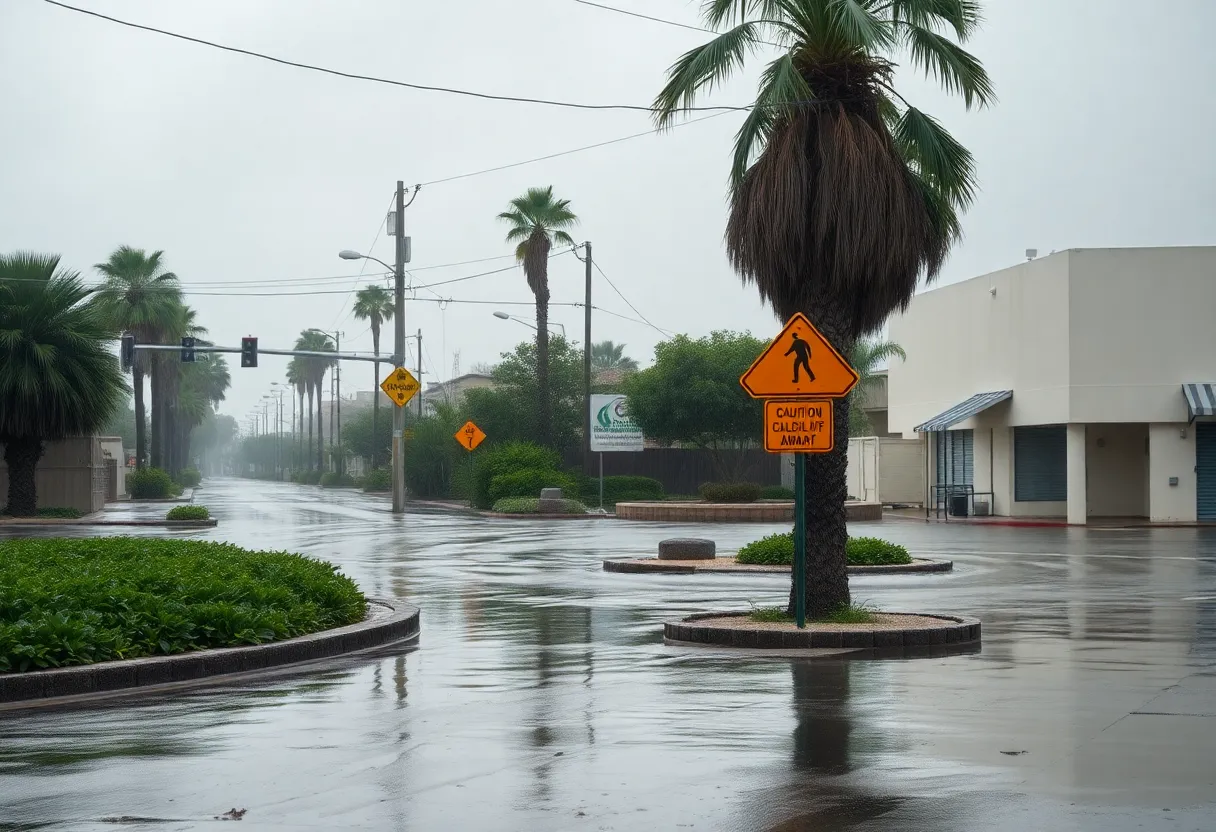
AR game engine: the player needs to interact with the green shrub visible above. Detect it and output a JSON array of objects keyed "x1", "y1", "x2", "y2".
[
  {"x1": 759, "y1": 485, "x2": 795, "y2": 500},
  {"x1": 735, "y1": 533, "x2": 912, "y2": 567},
  {"x1": 491, "y1": 497, "x2": 588, "y2": 515},
  {"x1": 362, "y1": 468, "x2": 391, "y2": 492},
  {"x1": 472, "y1": 442, "x2": 564, "y2": 509},
  {"x1": 698, "y1": 482, "x2": 762, "y2": 503},
  {"x1": 166, "y1": 505, "x2": 210, "y2": 521},
  {"x1": 582, "y1": 475, "x2": 665, "y2": 506},
  {"x1": 0, "y1": 538, "x2": 366, "y2": 673},
  {"x1": 0, "y1": 506, "x2": 85, "y2": 519},
  {"x1": 319, "y1": 472, "x2": 358, "y2": 488},
  {"x1": 296, "y1": 470, "x2": 322, "y2": 485},
  {"x1": 128, "y1": 467, "x2": 174, "y2": 499},
  {"x1": 488, "y1": 467, "x2": 579, "y2": 503},
  {"x1": 176, "y1": 467, "x2": 202, "y2": 488}
]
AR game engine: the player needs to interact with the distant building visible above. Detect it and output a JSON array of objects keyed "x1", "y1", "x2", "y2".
[{"x1": 421, "y1": 373, "x2": 496, "y2": 415}]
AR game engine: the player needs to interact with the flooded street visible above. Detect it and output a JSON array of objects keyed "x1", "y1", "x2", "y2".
[{"x1": 2, "y1": 478, "x2": 1214, "y2": 830}]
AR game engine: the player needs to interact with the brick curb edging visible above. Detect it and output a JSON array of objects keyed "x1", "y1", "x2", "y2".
[
  {"x1": 615, "y1": 501, "x2": 883, "y2": 523},
  {"x1": 479, "y1": 511, "x2": 612, "y2": 520},
  {"x1": 603, "y1": 558, "x2": 953, "y2": 575},
  {"x1": 664, "y1": 611, "x2": 980, "y2": 650},
  {"x1": 0, "y1": 598, "x2": 420, "y2": 707}
]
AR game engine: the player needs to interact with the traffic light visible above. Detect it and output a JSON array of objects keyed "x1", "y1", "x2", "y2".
[
  {"x1": 120, "y1": 333, "x2": 135, "y2": 372},
  {"x1": 180, "y1": 336, "x2": 196, "y2": 363},
  {"x1": 241, "y1": 337, "x2": 258, "y2": 368}
]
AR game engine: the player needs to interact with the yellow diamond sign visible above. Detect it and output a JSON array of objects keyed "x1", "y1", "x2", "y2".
[{"x1": 380, "y1": 367, "x2": 420, "y2": 407}]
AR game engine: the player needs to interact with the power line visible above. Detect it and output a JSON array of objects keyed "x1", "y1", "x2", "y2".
[
  {"x1": 332, "y1": 191, "x2": 396, "y2": 327},
  {"x1": 42, "y1": 0, "x2": 751, "y2": 114},
  {"x1": 589, "y1": 303, "x2": 672, "y2": 335},
  {"x1": 570, "y1": 0, "x2": 783, "y2": 47},
  {"x1": 418, "y1": 111, "x2": 735, "y2": 188},
  {"x1": 591, "y1": 259, "x2": 667, "y2": 337}
]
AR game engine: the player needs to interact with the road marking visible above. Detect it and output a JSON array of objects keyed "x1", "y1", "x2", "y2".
[{"x1": 1182, "y1": 595, "x2": 1216, "y2": 602}]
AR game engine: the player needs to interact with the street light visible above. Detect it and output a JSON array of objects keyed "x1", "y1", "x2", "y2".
[
  {"x1": 339, "y1": 249, "x2": 396, "y2": 274},
  {"x1": 492, "y1": 311, "x2": 566, "y2": 337}
]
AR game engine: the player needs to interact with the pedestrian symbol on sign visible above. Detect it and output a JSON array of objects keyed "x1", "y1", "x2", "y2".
[{"x1": 785, "y1": 333, "x2": 814, "y2": 383}]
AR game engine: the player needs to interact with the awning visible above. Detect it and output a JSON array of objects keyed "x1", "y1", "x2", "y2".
[
  {"x1": 1182, "y1": 383, "x2": 1216, "y2": 422},
  {"x1": 914, "y1": 391, "x2": 1012, "y2": 433}
]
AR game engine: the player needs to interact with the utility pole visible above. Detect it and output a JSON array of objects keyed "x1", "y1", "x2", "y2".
[
  {"x1": 335, "y1": 331, "x2": 343, "y2": 476},
  {"x1": 416, "y1": 328, "x2": 423, "y2": 420},
  {"x1": 583, "y1": 241, "x2": 593, "y2": 462},
  {"x1": 392, "y1": 180, "x2": 407, "y2": 514}
]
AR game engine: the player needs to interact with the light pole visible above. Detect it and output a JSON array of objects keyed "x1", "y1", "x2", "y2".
[
  {"x1": 305, "y1": 328, "x2": 343, "y2": 475},
  {"x1": 492, "y1": 311, "x2": 566, "y2": 337},
  {"x1": 341, "y1": 182, "x2": 411, "y2": 513}
]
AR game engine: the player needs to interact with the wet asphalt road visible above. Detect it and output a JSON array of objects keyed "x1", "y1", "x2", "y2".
[{"x1": 1, "y1": 478, "x2": 1214, "y2": 831}]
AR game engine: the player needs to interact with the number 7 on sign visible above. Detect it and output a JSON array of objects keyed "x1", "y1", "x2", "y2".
[{"x1": 455, "y1": 421, "x2": 486, "y2": 452}]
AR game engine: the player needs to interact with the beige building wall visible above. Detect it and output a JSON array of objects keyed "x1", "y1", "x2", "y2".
[
  {"x1": 1149, "y1": 424, "x2": 1197, "y2": 522},
  {"x1": 0, "y1": 436, "x2": 106, "y2": 514}
]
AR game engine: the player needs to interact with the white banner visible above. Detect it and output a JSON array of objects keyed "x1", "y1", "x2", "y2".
[{"x1": 590, "y1": 394, "x2": 644, "y2": 452}]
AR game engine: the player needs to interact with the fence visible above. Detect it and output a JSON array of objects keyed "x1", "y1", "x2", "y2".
[{"x1": 563, "y1": 448, "x2": 782, "y2": 496}]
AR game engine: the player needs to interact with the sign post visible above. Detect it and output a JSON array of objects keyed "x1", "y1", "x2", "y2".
[
  {"x1": 741, "y1": 313, "x2": 858, "y2": 629},
  {"x1": 589, "y1": 394, "x2": 645, "y2": 513}
]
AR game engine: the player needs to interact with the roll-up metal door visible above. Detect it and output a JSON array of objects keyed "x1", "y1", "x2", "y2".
[{"x1": 1014, "y1": 426, "x2": 1067, "y2": 502}]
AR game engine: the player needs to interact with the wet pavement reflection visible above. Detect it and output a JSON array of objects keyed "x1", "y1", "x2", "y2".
[{"x1": 2, "y1": 479, "x2": 1215, "y2": 830}]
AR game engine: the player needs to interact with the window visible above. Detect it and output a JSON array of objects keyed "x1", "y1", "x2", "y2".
[{"x1": 1014, "y1": 426, "x2": 1067, "y2": 501}]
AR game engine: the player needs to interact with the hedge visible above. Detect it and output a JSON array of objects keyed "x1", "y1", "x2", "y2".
[
  {"x1": 735, "y1": 533, "x2": 912, "y2": 566},
  {"x1": 128, "y1": 467, "x2": 175, "y2": 499},
  {"x1": 491, "y1": 497, "x2": 588, "y2": 515},
  {"x1": 698, "y1": 482, "x2": 762, "y2": 503},
  {"x1": 0, "y1": 538, "x2": 365, "y2": 673},
  {"x1": 362, "y1": 468, "x2": 391, "y2": 493},
  {"x1": 166, "y1": 505, "x2": 210, "y2": 521}
]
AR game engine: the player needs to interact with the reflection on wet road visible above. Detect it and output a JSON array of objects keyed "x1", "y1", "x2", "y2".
[{"x1": 2, "y1": 479, "x2": 1215, "y2": 830}]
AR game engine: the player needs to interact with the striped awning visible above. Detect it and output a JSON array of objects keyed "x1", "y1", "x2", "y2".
[
  {"x1": 1182, "y1": 383, "x2": 1216, "y2": 422},
  {"x1": 914, "y1": 391, "x2": 1013, "y2": 433}
]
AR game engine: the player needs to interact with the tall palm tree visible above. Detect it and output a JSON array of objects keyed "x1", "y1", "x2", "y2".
[
  {"x1": 352, "y1": 285, "x2": 395, "y2": 469},
  {"x1": 294, "y1": 330, "x2": 334, "y2": 472},
  {"x1": 654, "y1": 0, "x2": 991, "y2": 618},
  {"x1": 178, "y1": 350, "x2": 230, "y2": 473},
  {"x1": 591, "y1": 340, "x2": 639, "y2": 374},
  {"x1": 93, "y1": 246, "x2": 181, "y2": 469},
  {"x1": 0, "y1": 253, "x2": 125, "y2": 515},
  {"x1": 848, "y1": 338, "x2": 905, "y2": 435},
  {"x1": 160, "y1": 303, "x2": 207, "y2": 476},
  {"x1": 498, "y1": 186, "x2": 579, "y2": 447}
]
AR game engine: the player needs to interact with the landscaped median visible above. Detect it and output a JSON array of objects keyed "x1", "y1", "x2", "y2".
[
  {"x1": 0, "y1": 538, "x2": 419, "y2": 705},
  {"x1": 604, "y1": 533, "x2": 952, "y2": 574}
]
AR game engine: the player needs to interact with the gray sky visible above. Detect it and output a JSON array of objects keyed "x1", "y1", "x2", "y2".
[{"x1": 2, "y1": 0, "x2": 1214, "y2": 427}]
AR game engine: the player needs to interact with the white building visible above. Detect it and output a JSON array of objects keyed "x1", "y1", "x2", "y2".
[{"x1": 887, "y1": 247, "x2": 1216, "y2": 524}]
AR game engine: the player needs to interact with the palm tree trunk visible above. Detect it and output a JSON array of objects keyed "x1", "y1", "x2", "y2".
[
  {"x1": 789, "y1": 301, "x2": 852, "y2": 620},
  {"x1": 306, "y1": 384, "x2": 315, "y2": 472},
  {"x1": 149, "y1": 359, "x2": 162, "y2": 469},
  {"x1": 371, "y1": 359, "x2": 380, "y2": 470},
  {"x1": 316, "y1": 377, "x2": 324, "y2": 471},
  {"x1": 536, "y1": 281, "x2": 552, "y2": 447},
  {"x1": 133, "y1": 366, "x2": 147, "y2": 469},
  {"x1": 3, "y1": 437, "x2": 44, "y2": 517}
]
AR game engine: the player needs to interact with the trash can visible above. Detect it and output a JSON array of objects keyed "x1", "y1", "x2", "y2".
[{"x1": 949, "y1": 495, "x2": 969, "y2": 517}]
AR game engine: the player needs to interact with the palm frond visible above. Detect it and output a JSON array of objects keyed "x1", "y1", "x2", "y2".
[
  {"x1": 701, "y1": 0, "x2": 790, "y2": 28},
  {"x1": 552, "y1": 231, "x2": 578, "y2": 250},
  {"x1": 827, "y1": 0, "x2": 894, "y2": 49},
  {"x1": 731, "y1": 53, "x2": 814, "y2": 186},
  {"x1": 893, "y1": 105, "x2": 977, "y2": 208},
  {"x1": 883, "y1": 0, "x2": 982, "y2": 40},
  {"x1": 653, "y1": 21, "x2": 764, "y2": 129},
  {"x1": 900, "y1": 22, "x2": 993, "y2": 108}
]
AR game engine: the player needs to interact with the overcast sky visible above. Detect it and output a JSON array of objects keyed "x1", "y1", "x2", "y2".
[{"x1": 3, "y1": 0, "x2": 1214, "y2": 427}]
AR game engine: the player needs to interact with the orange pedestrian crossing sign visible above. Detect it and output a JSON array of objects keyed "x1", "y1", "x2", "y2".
[
  {"x1": 740, "y1": 313, "x2": 859, "y2": 399},
  {"x1": 455, "y1": 420, "x2": 486, "y2": 452},
  {"x1": 764, "y1": 400, "x2": 833, "y2": 453},
  {"x1": 380, "y1": 367, "x2": 421, "y2": 407}
]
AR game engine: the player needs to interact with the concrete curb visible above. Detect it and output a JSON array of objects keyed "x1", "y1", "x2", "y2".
[
  {"x1": 480, "y1": 511, "x2": 612, "y2": 520},
  {"x1": 0, "y1": 598, "x2": 420, "y2": 708},
  {"x1": 0, "y1": 518, "x2": 218, "y2": 529},
  {"x1": 664, "y1": 611, "x2": 980, "y2": 651},
  {"x1": 603, "y1": 557, "x2": 953, "y2": 575}
]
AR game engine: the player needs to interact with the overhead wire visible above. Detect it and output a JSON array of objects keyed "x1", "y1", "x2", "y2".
[
  {"x1": 590, "y1": 259, "x2": 668, "y2": 336},
  {"x1": 570, "y1": 0, "x2": 783, "y2": 47},
  {"x1": 42, "y1": 0, "x2": 753, "y2": 114}
]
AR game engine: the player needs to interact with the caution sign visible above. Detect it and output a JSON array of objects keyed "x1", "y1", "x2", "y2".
[
  {"x1": 764, "y1": 400, "x2": 833, "y2": 453},
  {"x1": 455, "y1": 420, "x2": 486, "y2": 452},
  {"x1": 380, "y1": 367, "x2": 421, "y2": 407},
  {"x1": 740, "y1": 313, "x2": 859, "y2": 399}
]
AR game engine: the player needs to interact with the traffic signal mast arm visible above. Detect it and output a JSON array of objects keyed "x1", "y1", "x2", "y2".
[{"x1": 121, "y1": 336, "x2": 392, "y2": 366}]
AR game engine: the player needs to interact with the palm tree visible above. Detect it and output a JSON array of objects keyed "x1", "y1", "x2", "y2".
[
  {"x1": 654, "y1": 0, "x2": 991, "y2": 618},
  {"x1": 178, "y1": 350, "x2": 230, "y2": 473},
  {"x1": 848, "y1": 338, "x2": 905, "y2": 436},
  {"x1": 0, "y1": 253, "x2": 125, "y2": 515},
  {"x1": 160, "y1": 303, "x2": 207, "y2": 476},
  {"x1": 352, "y1": 285, "x2": 394, "y2": 469},
  {"x1": 498, "y1": 187, "x2": 579, "y2": 447},
  {"x1": 93, "y1": 246, "x2": 181, "y2": 469},
  {"x1": 591, "y1": 340, "x2": 639, "y2": 375},
  {"x1": 294, "y1": 330, "x2": 334, "y2": 472},
  {"x1": 286, "y1": 358, "x2": 307, "y2": 471}
]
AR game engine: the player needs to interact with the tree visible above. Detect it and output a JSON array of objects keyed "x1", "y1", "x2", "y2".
[
  {"x1": 498, "y1": 187, "x2": 579, "y2": 448},
  {"x1": 653, "y1": 0, "x2": 990, "y2": 618},
  {"x1": 294, "y1": 330, "x2": 334, "y2": 471},
  {"x1": 341, "y1": 405, "x2": 394, "y2": 470},
  {"x1": 591, "y1": 340, "x2": 639, "y2": 375},
  {"x1": 623, "y1": 332, "x2": 766, "y2": 478},
  {"x1": 352, "y1": 285, "x2": 395, "y2": 468},
  {"x1": 93, "y1": 246, "x2": 181, "y2": 469},
  {"x1": 848, "y1": 338, "x2": 906, "y2": 436},
  {"x1": 286, "y1": 359, "x2": 307, "y2": 471},
  {"x1": 103, "y1": 399, "x2": 142, "y2": 450},
  {"x1": 462, "y1": 336, "x2": 585, "y2": 453},
  {"x1": 0, "y1": 253, "x2": 125, "y2": 515},
  {"x1": 176, "y1": 349, "x2": 230, "y2": 473}
]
